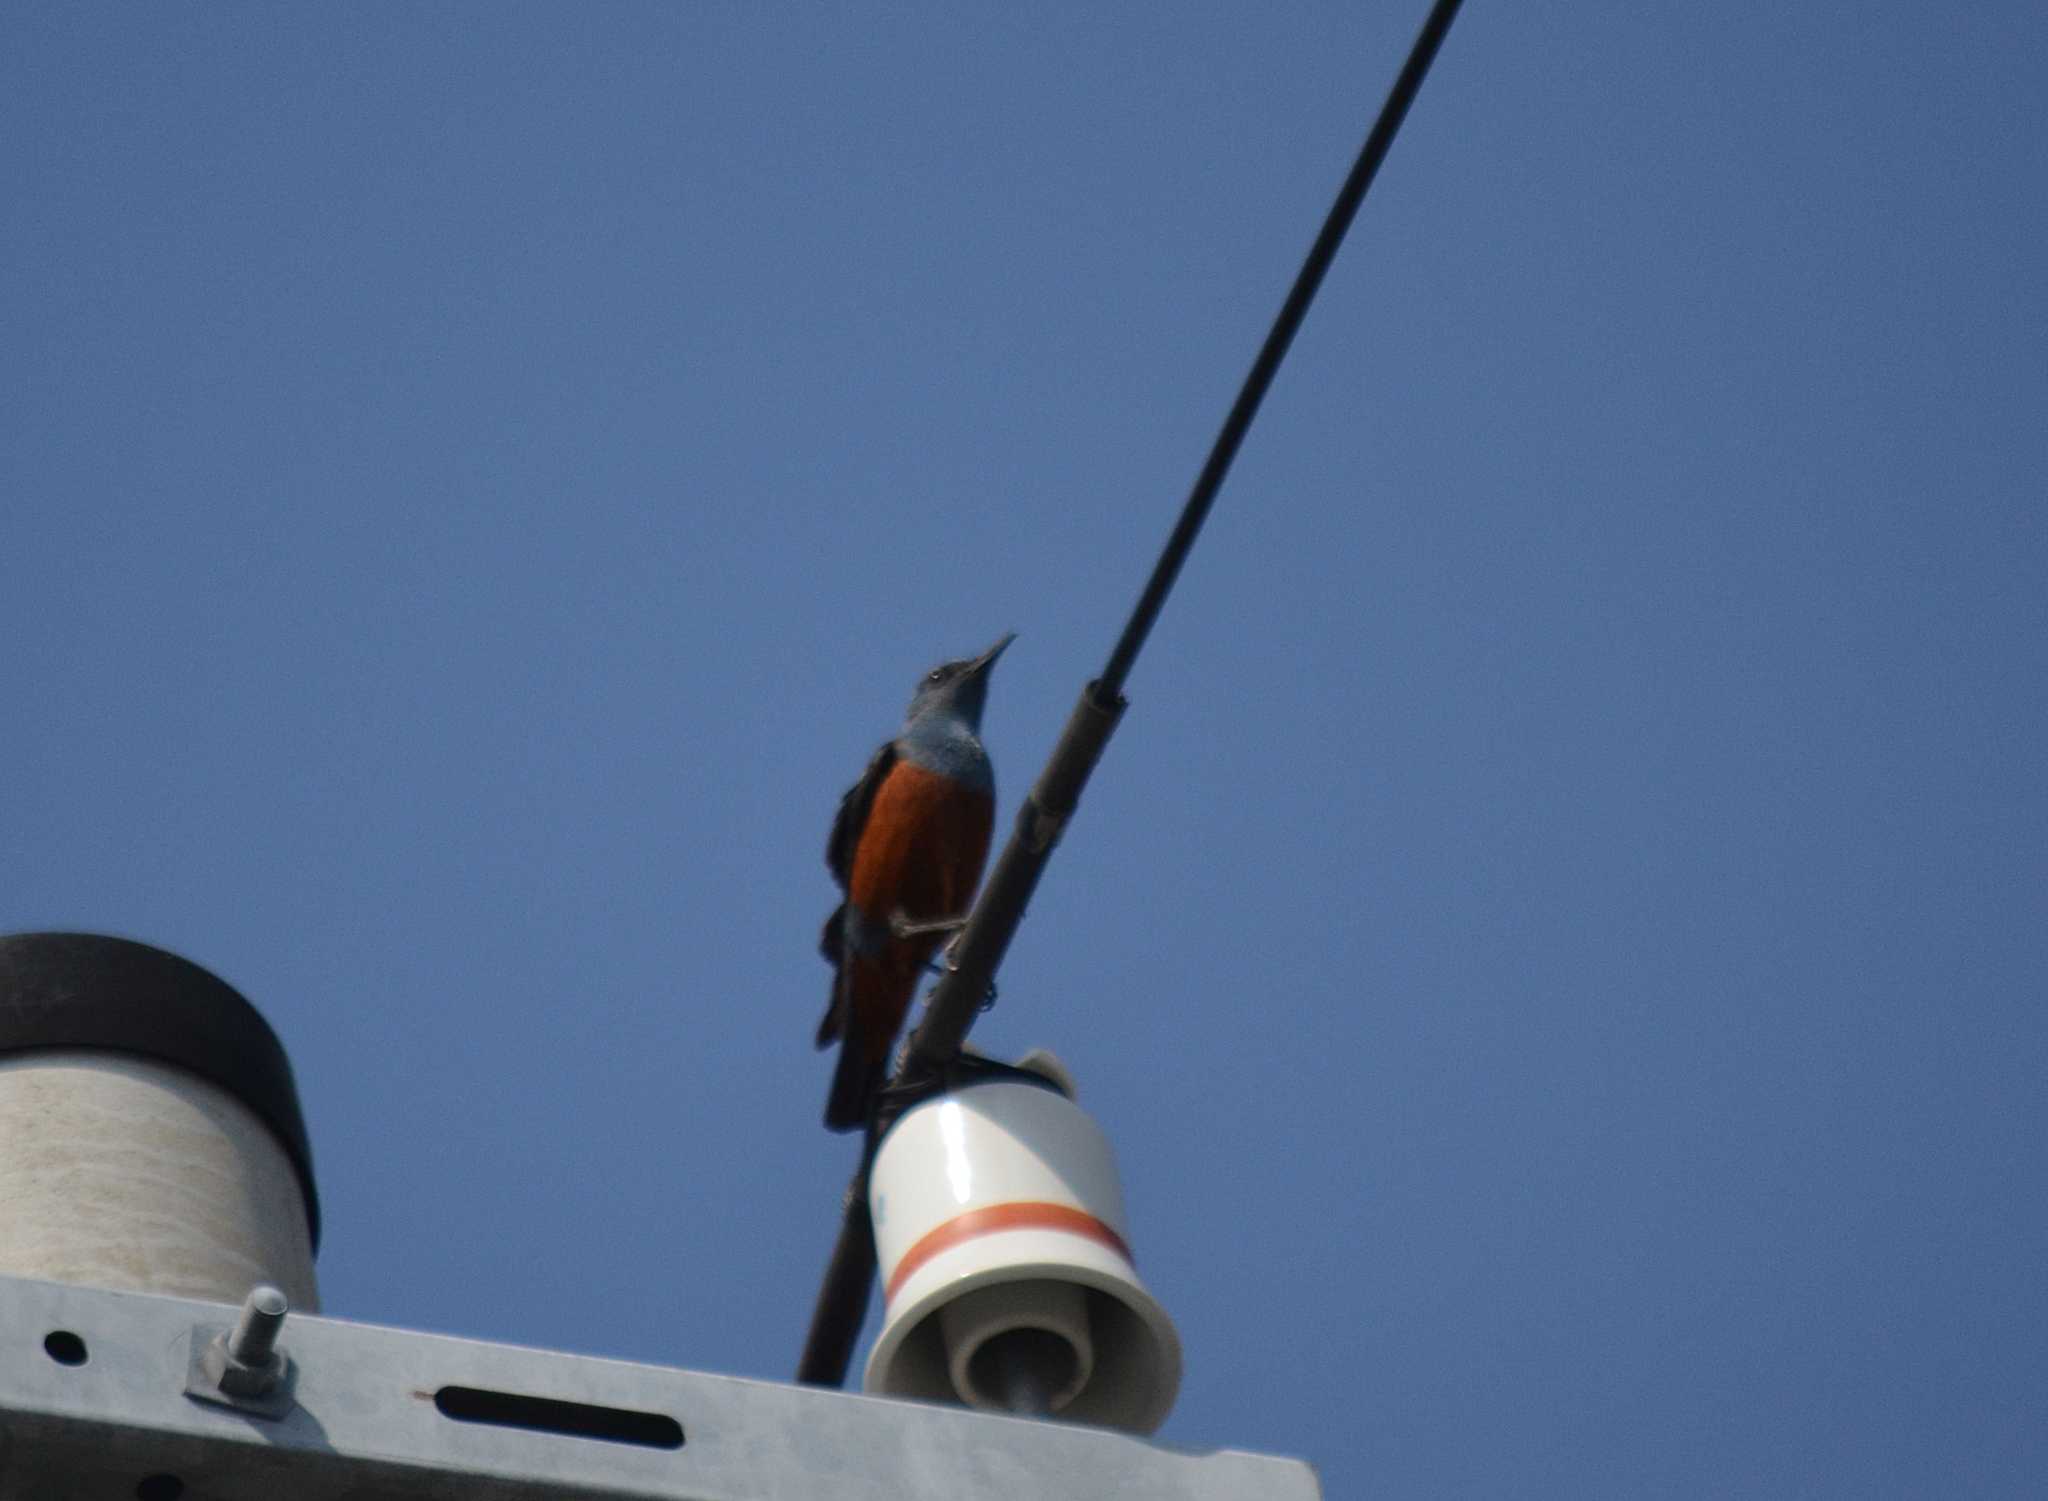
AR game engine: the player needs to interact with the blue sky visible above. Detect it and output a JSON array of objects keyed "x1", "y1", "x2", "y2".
[{"x1": 5, "y1": 4, "x2": 2045, "y2": 1496}]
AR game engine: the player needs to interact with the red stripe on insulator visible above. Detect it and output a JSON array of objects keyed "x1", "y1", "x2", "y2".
[{"x1": 884, "y1": 1201, "x2": 1134, "y2": 1305}]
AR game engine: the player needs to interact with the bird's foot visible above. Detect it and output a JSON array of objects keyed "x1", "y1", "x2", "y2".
[
  {"x1": 937, "y1": 930, "x2": 999, "y2": 1009},
  {"x1": 901, "y1": 932, "x2": 997, "y2": 1009},
  {"x1": 889, "y1": 910, "x2": 969, "y2": 940}
]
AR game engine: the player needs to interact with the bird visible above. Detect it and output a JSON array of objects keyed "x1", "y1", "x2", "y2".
[{"x1": 817, "y1": 633, "x2": 1012, "y2": 1132}]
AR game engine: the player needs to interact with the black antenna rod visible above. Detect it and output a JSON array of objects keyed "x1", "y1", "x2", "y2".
[
  {"x1": 1100, "y1": 0, "x2": 1465, "y2": 697},
  {"x1": 799, "y1": 0, "x2": 1466, "y2": 1387}
]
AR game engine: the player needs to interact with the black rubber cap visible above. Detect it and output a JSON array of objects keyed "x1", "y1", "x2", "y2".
[{"x1": 0, "y1": 932, "x2": 320, "y2": 1250}]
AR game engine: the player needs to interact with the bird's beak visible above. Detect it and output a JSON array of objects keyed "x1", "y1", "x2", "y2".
[{"x1": 970, "y1": 631, "x2": 1016, "y2": 675}]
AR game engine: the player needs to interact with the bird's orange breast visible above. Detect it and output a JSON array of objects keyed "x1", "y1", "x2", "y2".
[{"x1": 847, "y1": 761, "x2": 995, "y2": 924}]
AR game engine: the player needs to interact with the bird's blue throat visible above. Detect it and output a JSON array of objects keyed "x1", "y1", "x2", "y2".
[{"x1": 897, "y1": 712, "x2": 994, "y2": 792}]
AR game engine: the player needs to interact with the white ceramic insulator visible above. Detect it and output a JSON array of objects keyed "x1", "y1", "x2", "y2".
[
  {"x1": 865, "y1": 1079, "x2": 1181, "y2": 1433},
  {"x1": 0, "y1": 1050, "x2": 318, "y2": 1309}
]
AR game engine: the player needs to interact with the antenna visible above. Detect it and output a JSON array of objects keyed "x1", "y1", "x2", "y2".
[{"x1": 799, "y1": 0, "x2": 1468, "y2": 1388}]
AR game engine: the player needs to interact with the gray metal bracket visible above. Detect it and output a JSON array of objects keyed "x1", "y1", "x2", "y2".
[{"x1": 0, "y1": 1272, "x2": 1321, "y2": 1500}]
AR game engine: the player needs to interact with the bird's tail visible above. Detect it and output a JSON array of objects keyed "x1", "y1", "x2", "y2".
[{"x1": 824, "y1": 1042, "x2": 882, "y2": 1133}]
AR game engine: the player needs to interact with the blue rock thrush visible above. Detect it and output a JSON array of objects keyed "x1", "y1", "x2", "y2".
[{"x1": 817, "y1": 633, "x2": 1012, "y2": 1132}]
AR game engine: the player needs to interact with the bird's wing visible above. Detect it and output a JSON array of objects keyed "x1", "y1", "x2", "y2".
[{"x1": 825, "y1": 740, "x2": 897, "y2": 891}]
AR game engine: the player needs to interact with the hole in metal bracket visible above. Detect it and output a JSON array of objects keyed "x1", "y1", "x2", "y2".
[
  {"x1": 433, "y1": 1385, "x2": 684, "y2": 1449},
  {"x1": 44, "y1": 1330, "x2": 88, "y2": 1366}
]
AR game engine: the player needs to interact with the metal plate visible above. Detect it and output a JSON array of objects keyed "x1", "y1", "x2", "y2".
[{"x1": 0, "y1": 1273, "x2": 1320, "y2": 1500}]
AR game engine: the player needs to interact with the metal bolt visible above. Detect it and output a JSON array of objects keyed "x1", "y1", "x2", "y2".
[
  {"x1": 228, "y1": 1285, "x2": 288, "y2": 1369},
  {"x1": 185, "y1": 1284, "x2": 295, "y2": 1417},
  {"x1": 201, "y1": 1284, "x2": 290, "y2": 1398}
]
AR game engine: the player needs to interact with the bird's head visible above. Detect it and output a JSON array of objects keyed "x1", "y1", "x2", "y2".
[{"x1": 904, "y1": 632, "x2": 1014, "y2": 732}]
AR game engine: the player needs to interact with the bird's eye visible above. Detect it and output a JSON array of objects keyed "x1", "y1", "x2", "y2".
[{"x1": 927, "y1": 669, "x2": 945, "y2": 684}]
